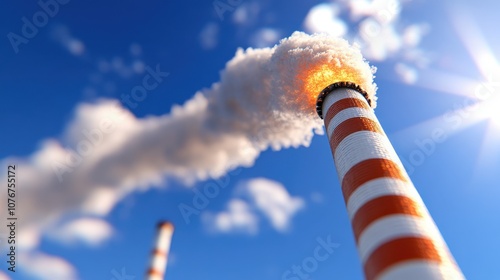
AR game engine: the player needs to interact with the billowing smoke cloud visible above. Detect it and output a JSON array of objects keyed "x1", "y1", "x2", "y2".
[{"x1": 0, "y1": 32, "x2": 376, "y2": 251}]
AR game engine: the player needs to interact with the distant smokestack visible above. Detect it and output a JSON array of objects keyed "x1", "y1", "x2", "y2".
[
  {"x1": 146, "y1": 221, "x2": 174, "y2": 280},
  {"x1": 316, "y1": 82, "x2": 464, "y2": 280}
]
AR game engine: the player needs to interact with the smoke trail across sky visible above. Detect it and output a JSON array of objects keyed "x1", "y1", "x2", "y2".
[{"x1": 1, "y1": 32, "x2": 377, "y2": 251}]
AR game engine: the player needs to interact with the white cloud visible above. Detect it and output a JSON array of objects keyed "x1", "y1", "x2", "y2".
[
  {"x1": 395, "y1": 62, "x2": 418, "y2": 84},
  {"x1": 132, "y1": 60, "x2": 145, "y2": 73},
  {"x1": 77, "y1": 40, "x2": 146, "y2": 102},
  {"x1": 232, "y1": 2, "x2": 261, "y2": 26},
  {"x1": 403, "y1": 48, "x2": 431, "y2": 69},
  {"x1": 50, "y1": 218, "x2": 114, "y2": 246},
  {"x1": 402, "y1": 24, "x2": 430, "y2": 48},
  {"x1": 20, "y1": 252, "x2": 78, "y2": 280},
  {"x1": 82, "y1": 188, "x2": 121, "y2": 216},
  {"x1": 344, "y1": 0, "x2": 401, "y2": 23},
  {"x1": 50, "y1": 25, "x2": 85, "y2": 56},
  {"x1": 0, "y1": 271, "x2": 12, "y2": 280},
  {"x1": 250, "y1": 28, "x2": 281, "y2": 48},
  {"x1": 199, "y1": 22, "x2": 219, "y2": 50},
  {"x1": 84, "y1": 46, "x2": 147, "y2": 97},
  {"x1": 203, "y1": 178, "x2": 304, "y2": 234},
  {"x1": 203, "y1": 199, "x2": 259, "y2": 234},
  {"x1": 358, "y1": 18, "x2": 402, "y2": 61},
  {"x1": 17, "y1": 226, "x2": 41, "y2": 251},
  {"x1": 303, "y1": 3, "x2": 348, "y2": 37},
  {"x1": 111, "y1": 57, "x2": 134, "y2": 78},
  {"x1": 231, "y1": 2, "x2": 281, "y2": 48},
  {"x1": 240, "y1": 178, "x2": 304, "y2": 231},
  {"x1": 95, "y1": 56, "x2": 146, "y2": 79}
]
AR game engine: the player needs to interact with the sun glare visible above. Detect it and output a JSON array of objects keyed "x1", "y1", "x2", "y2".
[
  {"x1": 392, "y1": 6, "x2": 500, "y2": 186},
  {"x1": 482, "y1": 93, "x2": 500, "y2": 126}
]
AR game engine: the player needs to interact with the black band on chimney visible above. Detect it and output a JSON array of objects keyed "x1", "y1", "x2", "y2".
[{"x1": 316, "y1": 81, "x2": 371, "y2": 119}]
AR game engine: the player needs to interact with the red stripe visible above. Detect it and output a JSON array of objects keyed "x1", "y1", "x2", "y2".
[
  {"x1": 351, "y1": 195, "x2": 424, "y2": 242},
  {"x1": 324, "y1": 98, "x2": 370, "y2": 128},
  {"x1": 364, "y1": 237, "x2": 443, "y2": 280},
  {"x1": 329, "y1": 117, "x2": 383, "y2": 152},
  {"x1": 152, "y1": 249, "x2": 167, "y2": 257},
  {"x1": 342, "y1": 158, "x2": 407, "y2": 203},
  {"x1": 146, "y1": 268, "x2": 164, "y2": 277}
]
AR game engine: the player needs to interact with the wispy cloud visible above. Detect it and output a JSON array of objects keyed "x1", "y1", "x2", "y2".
[
  {"x1": 240, "y1": 178, "x2": 304, "y2": 231},
  {"x1": 232, "y1": 2, "x2": 262, "y2": 26},
  {"x1": 81, "y1": 43, "x2": 147, "y2": 98},
  {"x1": 303, "y1": 0, "x2": 430, "y2": 83},
  {"x1": 49, "y1": 218, "x2": 114, "y2": 246},
  {"x1": 17, "y1": 226, "x2": 41, "y2": 251},
  {"x1": 50, "y1": 25, "x2": 85, "y2": 56},
  {"x1": 227, "y1": 1, "x2": 283, "y2": 49},
  {"x1": 203, "y1": 178, "x2": 304, "y2": 234},
  {"x1": 20, "y1": 252, "x2": 78, "y2": 280},
  {"x1": 203, "y1": 199, "x2": 259, "y2": 234},
  {"x1": 199, "y1": 22, "x2": 219, "y2": 50},
  {"x1": 250, "y1": 28, "x2": 281, "y2": 48},
  {"x1": 0, "y1": 271, "x2": 12, "y2": 280},
  {"x1": 395, "y1": 62, "x2": 418, "y2": 84}
]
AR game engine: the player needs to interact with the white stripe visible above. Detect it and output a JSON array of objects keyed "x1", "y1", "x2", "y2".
[
  {"x1": 151, "y1": 255, "x2": 167, "y2": 272},
  {"x1": 334, "y1": 131, "x2": 402, "y2": 181},
  {"x1": 157, "y1": 231, "x2": 173, "y2": 251},
  {"x1": 346, "y1": 178, "x2": 422, "y2": 220},
  {"x1": 358, "y1": 215, "x2": 442, "y2": 263},
  {"x1": 377, "y1": 260, "x2": 465, "y2": 280},
  {"x1": 326, "y1": 107, "x2": 377, "y2": 138},
  {"x1": 322, "y1": 88, "x2": 368, "y2": 118}
]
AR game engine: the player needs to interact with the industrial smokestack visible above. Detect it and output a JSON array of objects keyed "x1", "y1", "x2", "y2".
[
  {"x1": 316, "y1": 82, "x2": 464, "y2": 280},
  {"x1": 146, "y1": 221, "x2": 174, "y2": 280}
]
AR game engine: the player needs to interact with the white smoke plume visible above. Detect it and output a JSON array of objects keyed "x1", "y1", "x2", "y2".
[{"x1": 0, "y1": 32, "x2": 376, "y2": 250}]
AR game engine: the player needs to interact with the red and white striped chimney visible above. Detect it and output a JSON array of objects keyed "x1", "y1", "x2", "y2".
[
  {"x1": 316, "y1": 82, "x2": 464, "y2": 280},
  {"x1": 146, "y1": 221, "x2": 174, "y2": 280}
]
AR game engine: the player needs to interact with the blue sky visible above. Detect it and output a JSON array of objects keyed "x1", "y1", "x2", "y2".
[{"x1": 1, "y1": 0, "x2": 500, "y2": 279}]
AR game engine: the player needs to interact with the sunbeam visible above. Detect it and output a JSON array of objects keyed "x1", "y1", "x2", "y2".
[
  {"x1": 417, "y1": 68, "x2": 479, "y2": 98},
  {"x1": 393, "y1": 6, "x2": 500, "y2": 181},
  {"x1": 449, "y1": 5, "x2": 500, "y2": 79}
]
